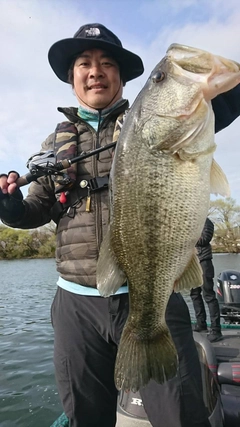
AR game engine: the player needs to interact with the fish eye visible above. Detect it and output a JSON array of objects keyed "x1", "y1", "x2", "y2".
[{"x1": 152, "y1": 71, "x2": 165, "y2": 83}]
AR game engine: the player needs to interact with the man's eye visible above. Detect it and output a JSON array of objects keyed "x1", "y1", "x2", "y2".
[
  {"x1": 102, "y1": 61, "x2": 113, "y2": 66},
  {"x1": 76, "y1": 61, "x2": 89, "y2": 67}
]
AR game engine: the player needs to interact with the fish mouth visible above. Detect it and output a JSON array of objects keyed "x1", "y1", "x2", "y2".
[
  {"x1": 167, "y1": 43, "x2": 240, "y2": 71},
  {"x1": 167, "y1": 43, "x2": 240, "y2": 100}
]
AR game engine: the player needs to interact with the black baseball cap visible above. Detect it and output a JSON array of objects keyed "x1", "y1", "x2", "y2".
[{"x1": 48, "y1": 23, "x2": 144, "y2": 83}]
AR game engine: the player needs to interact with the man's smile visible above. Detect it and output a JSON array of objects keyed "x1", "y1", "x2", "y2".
[{"x1": 87, "y1": 83, "x2": 108, "y2": 90}]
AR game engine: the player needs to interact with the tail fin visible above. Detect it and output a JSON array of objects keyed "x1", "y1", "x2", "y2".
[{"x1": 115, "y1": 322, "x2": 178, "y2": 392}]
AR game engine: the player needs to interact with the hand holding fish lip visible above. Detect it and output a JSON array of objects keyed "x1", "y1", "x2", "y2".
[{"x1": 97, "y1": 43, "x2": 240, "y2": 392}]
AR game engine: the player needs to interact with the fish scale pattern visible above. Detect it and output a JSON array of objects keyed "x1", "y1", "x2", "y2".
[{"x1": 97, "y1": 43, "x2": 240, "y2": 392}]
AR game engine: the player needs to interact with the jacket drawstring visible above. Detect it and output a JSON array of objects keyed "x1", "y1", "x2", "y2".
[{"x1": 96, "y1": 110, "x2": 102, "y2": 160}]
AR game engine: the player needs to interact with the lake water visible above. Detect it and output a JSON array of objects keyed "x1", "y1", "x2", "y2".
[{"x1": 1, "y1": 254, "x2": 240, "y2": 427}]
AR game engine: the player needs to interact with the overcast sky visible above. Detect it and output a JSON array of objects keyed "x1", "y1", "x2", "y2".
[{"x1": 0, "y1": 0, "x2": 240, "y2": 203}]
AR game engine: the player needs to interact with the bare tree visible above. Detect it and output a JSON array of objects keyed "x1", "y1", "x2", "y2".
[{"x1": 209, "y1": 198, "x2": 240, "y2": 253}]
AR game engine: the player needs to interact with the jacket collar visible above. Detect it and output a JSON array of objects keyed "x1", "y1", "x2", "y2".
[{"x1": 57, "y1": 98, "x2": 129, "y2": 123}]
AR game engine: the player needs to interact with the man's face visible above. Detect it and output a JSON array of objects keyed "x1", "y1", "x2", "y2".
[{"x1": 73, "y1": 48, "x2": 123, "y2": 109}]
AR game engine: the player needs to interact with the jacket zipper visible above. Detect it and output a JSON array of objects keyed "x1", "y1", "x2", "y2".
[{"x1": 59, "y1": 100, "x2": 129, "y2": 253}]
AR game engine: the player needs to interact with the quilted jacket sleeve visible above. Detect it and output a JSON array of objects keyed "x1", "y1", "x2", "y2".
[{"x1": 3, "y1": 133, "x2": 57, "y2": 229}]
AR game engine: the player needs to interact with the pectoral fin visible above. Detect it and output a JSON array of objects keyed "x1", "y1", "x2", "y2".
[
  {"x1": 210, "y1": 158, "x2": 230, "y2": 197},
  {"x1": 96, "y1": 226, "x2": 127, "y2": 297},
  {"x1": 174, "y1": 253, "x2": 203, "y2": 293}
]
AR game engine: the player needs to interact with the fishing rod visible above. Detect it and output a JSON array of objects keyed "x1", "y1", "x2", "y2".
[{"x1": 15, "y1": 141, "x2": 117, "y2": 188}]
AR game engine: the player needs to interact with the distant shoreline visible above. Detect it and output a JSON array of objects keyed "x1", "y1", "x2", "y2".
[{"x1": 0, "y1": 253, "x2": 239, "y2": 261}]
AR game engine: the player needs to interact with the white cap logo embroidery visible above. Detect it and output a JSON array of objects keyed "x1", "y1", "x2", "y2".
[{"x1": 86, "y1": 28, "x2": 100, "y2": 36}]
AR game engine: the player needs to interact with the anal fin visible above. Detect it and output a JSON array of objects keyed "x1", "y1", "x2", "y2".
[{"x1": 174, "y1": 253, "x2": 203, "y2": 293}]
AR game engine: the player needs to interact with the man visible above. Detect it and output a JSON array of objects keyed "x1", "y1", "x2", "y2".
[
  {"x1": 191, "y1": 218, "x2": 223, "y2": 343},
  {"x1": 0, "y1": 23, "x2": 240, "y2": 427}
]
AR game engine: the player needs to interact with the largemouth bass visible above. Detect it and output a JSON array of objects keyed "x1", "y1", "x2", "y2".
[{"x1": 97, "y1": 44, "x2": 240, "y2": 392}]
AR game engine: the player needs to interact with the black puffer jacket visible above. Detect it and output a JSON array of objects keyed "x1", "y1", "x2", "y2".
[{"x1": 196, "y1": 218, "x2": 214, "y2": 262}]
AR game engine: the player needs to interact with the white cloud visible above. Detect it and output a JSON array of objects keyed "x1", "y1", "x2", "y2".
[{"x1": 137, "y1": 1, "x2": 240, "y2": 205}]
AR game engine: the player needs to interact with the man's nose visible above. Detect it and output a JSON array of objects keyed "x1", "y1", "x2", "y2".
[{"x1": 89, "y1": 64, "x2": 104, "y2": 78}]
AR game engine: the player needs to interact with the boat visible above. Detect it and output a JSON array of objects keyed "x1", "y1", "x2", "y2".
[{"x1": 50, "y1": 269, "x2": 240, "y2": 427}]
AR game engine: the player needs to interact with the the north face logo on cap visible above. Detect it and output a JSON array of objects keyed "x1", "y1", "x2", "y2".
[{"x1": 85, "y1": 28, "x2": 101, "y2": 36}]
